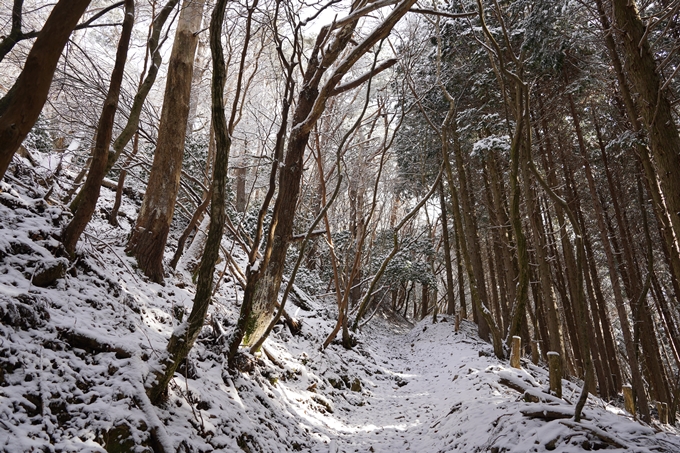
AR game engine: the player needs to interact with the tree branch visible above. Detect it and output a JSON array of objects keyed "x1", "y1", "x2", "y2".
[
  {"x1": 290, "y1": 230, "x2": 327, "y2": 242},
  {"x1": 0, "y1": 0, "x2": 25, "y2": 63},
  {"x1": 409, "y1": 8, "x2": 476, "y2": 19},
  {"x1": 330, "y1": 58, "x2": 397, "y2": 96},
  {"x1": 21, "y1": 1, "x2": 125, "y2": 40}
]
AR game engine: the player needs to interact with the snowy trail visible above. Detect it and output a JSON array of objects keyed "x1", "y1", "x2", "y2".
[
  {"x1": 312, "y1": 319, "x2": 499, "y2": 453},
  {"x1": 296, "y1": 318, "x2": 680, "y2": 453}
]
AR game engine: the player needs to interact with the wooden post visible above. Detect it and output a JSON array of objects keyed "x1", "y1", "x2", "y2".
[
  {"x1": 547, "y1": 351, "x2": 562, "y2": 398},
  {"x1": 510, "y1": 336, "x2": 522, "y2": 368},
  {"x1": 656, "y1": 402, "x2": 668, "y2": 424},
  {"x1": 531, "y1": 340, "x2": 540, "y2": 365},
  {"x1": 455, "y1": 312, "x2": 461, "y2": 332},
  {"x1": 623, "y1": 385, "x2": 635, "y2": 418}
]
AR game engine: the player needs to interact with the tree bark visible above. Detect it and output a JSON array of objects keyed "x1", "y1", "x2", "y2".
[
  {"x1": 565, "y1": 93, "x2": 650, "y2": 421},
  {"x1": 106, "y1": 0, "x2": 180, "y2": 174},
  {"x1": 0, "y1": 0, "x2": 25, "y2": 65},
  {"x1": 235, "y1": 162, "x2": 247, "y2": 212},
  {"x1": 595, "y1": 0, "x2": 680, "y2": 300},
  {"x1": 504, "y1": 114, "x2": 531, "y2": 347},
  {"x1": 582, "y1": 220, "x2": 620, "y2": 396},
  {"x1": 441, "y1": 108, "x2": 503, "y2": 358},
  {"x1": 527, "y1": 159, "x2": 594, "y2": 422},
  {"x1": 421, "y1": 281, "x2": 429, "y2": 320},
  {"x1": 452, "y1": 127, "x2": 492, "y2": 341},
  {"x1": 126, "y1": 0, "x2": 205, "y2": 283},
  {"x1": 486, "y1": 152, "x2": 515, "y2": 327},
  {"x1": 522, "y1": 152, "x2": 564, "y2": 361}
]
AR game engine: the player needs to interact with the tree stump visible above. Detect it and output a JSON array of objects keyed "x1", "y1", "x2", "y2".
[
  {"x1": 547, "y1": 351, "x2": 562, "y2": 398},
  {"x1": 623, "y1": 385, "x2": 635, "y2": 418},
  {"x1": 656, "y1": 402, "x2": 668, "y2": 424},
  {"x1": 510, "y1": 336, "x2": 522, "y2": 369}
]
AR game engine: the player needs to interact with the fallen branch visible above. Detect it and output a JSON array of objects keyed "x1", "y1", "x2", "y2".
[
  {"x1": 520, "y1": 405, "x2": 576, "y2": 421},
  {"x1": 56, "y1": 328, "x2": 132, "y2": 359},
  {"x1": 558, "y1": 420, "x2": 627, "y2": 449},
  {"x1": 262, "y1": 345, "x2": 284, "y2": 369}
]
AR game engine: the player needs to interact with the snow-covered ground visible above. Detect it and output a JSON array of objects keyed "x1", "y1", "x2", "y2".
[
  {"x1": 1, "y1": 160, "x2": 679, "y2": 452},
  {"x1": 312, "y1": 317, "x2": 680, "y2": 452}
]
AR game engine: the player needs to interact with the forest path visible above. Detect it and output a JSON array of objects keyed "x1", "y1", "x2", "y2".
[
  {"x1": 305, "y1": 316, "x2": 680, "y2": 453},
  {"x1": 315, "y1": 318, "x2": 498, "y2": 453}
]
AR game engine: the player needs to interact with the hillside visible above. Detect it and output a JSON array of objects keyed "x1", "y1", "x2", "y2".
[{"x1": 1, "y1": 162, "x2": 679, "y2": 452}]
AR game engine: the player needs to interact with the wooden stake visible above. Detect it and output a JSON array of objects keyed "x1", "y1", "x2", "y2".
[
  {"x1": 547, "y1": 351, "x2": 562, "y2": 398},
  {"x1": 510, "y1": 336, "x2": 522, "y2": 369},
  {"x1": 623, "y1": 385, "x2": 635, "y2": 418}
]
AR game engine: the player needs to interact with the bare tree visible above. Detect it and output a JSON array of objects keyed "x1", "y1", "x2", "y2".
[
  {"x1": 227, "y1": 0, "x2": 420, "y2": 368},
  {"x1": 61, "y1": 0, "x2": 136, "y2": 256},
  {"x1": 0, "y1": 0, "x2": 92, "y2": 179}
]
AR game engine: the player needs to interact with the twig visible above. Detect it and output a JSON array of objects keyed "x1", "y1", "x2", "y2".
[{"x1": 83, "y1": 231, "x2": 139, "y2": 283}]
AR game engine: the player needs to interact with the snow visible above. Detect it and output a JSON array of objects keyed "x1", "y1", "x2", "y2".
[
  {"x1": 471, "y1": 134, "x2": 510, "y2": 157},
  {"x1": 1, "y1": 163, "x2": 679, "y2": 452}
]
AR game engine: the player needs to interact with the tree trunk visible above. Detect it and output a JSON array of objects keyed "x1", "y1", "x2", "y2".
[
  {"x1": 595, "y1": 0, "x2": 680, "y2": 299},
  {"x1": 555, "y1": 142, "x2": 585, "y2": 376},
  {"x1": 348, "y1": 171, "x2": 365, "y2": 309},
  {"x1": 452, "y1": 127, "x2": 492, "y2": 341},
  {"x1": 126, "y1": 0, "x2": 205, "y2": 283},
  {"x1": 147, "y1": 0, "x2": 230, "y2": 403},
  {"x1": 108, "y1": 130, "x2": 139, "y2": 226},
  {"x1": 528, "y1": 155, "x2": 594, "y2": 422},
  {"x1": 441, "y1": 109, "x2": 502, "y2": 358},
  {"x1": 0, "y1": 0, "x2": 92, "y2": 179},
  {"x1": 61, "y1": 0, "x2": 135, "y2": 256},
  {"x1": 0, "y1": 0, "x2": 25, "y2": 65},
  {"x1": 105, "y1": 0, "x2": 180, "y2": 176},
  {"x1": 486, "y1": 152, "x2": 515, "y2": 327},
  {"x1": 505, "y1": 117, "x2": 531, "y2": 347},
  {"x1": 581, "y1": 237, "x2": 612, "y2": 399},
  {"x1": 482, "y1": 155, "x2": 507, "y2": 333},
  {"x1": 610, "y1": 0, "x2": 680, "y2": 258},
  {"x1": 439, "y1": 182, "x2": 456, "y2": 316},
  {"x1": 567, "y1": 93, "x2": 650, "y2": 422},
  {"x1": 421, "y1": 281, "x2": 429, "y2": 320},
  {"x1": 522, "y1": 152, "x2": 564, "y2": 361},
  {"x1": 235, "y1": 162, "x2": 247, "y2": 212},
  {"x1": 486, "y1": 232, "x2": 504, "y2": 332},
  {"x1": 453, "y1": 209, "x2": 467, "y2": 319},
  {"x1": 582, "y1": 221, "x2": 621, "y2": 395},
  {"x1": 169, "y1": 186, "x2": 212, "y2": 270}
]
